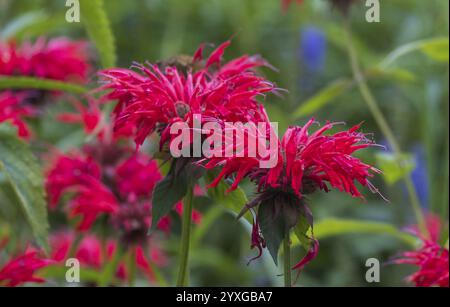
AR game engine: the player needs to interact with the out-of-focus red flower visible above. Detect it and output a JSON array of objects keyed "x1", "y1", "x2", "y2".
[
  {"x1": 99, "y1": 41, "x2": 274, "y2": 149},
  {"x1": 0, "y1": 91, "x2": 34, "y2": 139},
  {"x1": 45, "y1": 153, "x2": 119, "y2": 231},
  {"x1": 58, "y1": 98, "x2": 102, "y2": 134},
  {"x1": 50, "y1": 231, "x2": 167, "y2": 284},
  {"x1": 395, "y1": 215, "x2": 449, "y2": 287},
  {"x1": 115, "y1": 155, "x2": 162, "y2": 199},
  {"x1": 281, "y1": 0, "x2": 304, "y2": 12},
  {"x1": 0, "y1": 249, "x2": 53, "y2": 287},
  {"x1": 1, "y1": 38, "x2": 90, "y2": 83},
  {"x1": 45, "y1": 147, "x2": 202, "y2": 235}
]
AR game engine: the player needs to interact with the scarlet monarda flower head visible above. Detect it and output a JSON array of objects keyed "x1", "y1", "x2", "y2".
[
  {"x1": 395, "y1": 215, "x2": 449, "y2": 287},
  {"x1": 0, "y1": 37, "x2": 90, "y2": 83},
  {"x1": 204, "y1": 118, "x2": 381, "y2": 274},
  {"x1": 0, "y1": 91, "x2": 34, "y2": 139},
  {"x1": 99, "y1": 41, "x2": 275, "y2": 150},
  {"x1": 0, "y1": 249, "x2": 53, "y2": 287}
]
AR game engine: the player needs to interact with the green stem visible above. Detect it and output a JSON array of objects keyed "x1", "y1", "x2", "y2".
[
  {"x1": 283, "y1": 232, "x2": 292, "y2": 287},
  {"x1": 126, "y1": 248, "x2": 136, "y2": 287},
  {"x1": 176, "y1": 184, "x2": 195, "y2": 287},
  {"x1": 343, "y1": 19, "x2": 429, "y2": 238}
]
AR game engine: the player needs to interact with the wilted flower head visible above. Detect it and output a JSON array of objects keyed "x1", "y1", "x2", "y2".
[
  {"x1": 0, "y1": 249, "x2": 53, "y2": 287},
  {"x1": 395, "y1": 215, "x2": 449, "y2": 287},
  {"x1": 99, "y1": 41, "x2": 275, "y2": 149},
  {"x1": 204, "y1": 118, "x2": 381, "y2": 275}
]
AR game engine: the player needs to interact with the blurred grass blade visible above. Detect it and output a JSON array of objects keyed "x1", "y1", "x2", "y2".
[
  {"x1": 293, "y1": 79, "x2": 353, "y2": 119},
  {"x1": 1, "y1": 11, "x2": 48, "y2": 39},
  {"x1": 80, "y1": 0, "x2": 117, "y2": 68},
  {"x1": 292, "y1": 218, "x2": 417, "y2": 248},
  {"x1": 381, "y1": 37, "x2": 449, "y2": 68},
  {"x1": 0, "y1": 76, "x2": 87, "y2": 94},
  {"x1": 0, "y1": 123, "x2": 49, "y2": 250},
  {"x1": 192, "y1": 205, "x2": 224, "y2": 249},
  {"x1": 375, "y1": 152, "x2": 416, "y2": 185}
]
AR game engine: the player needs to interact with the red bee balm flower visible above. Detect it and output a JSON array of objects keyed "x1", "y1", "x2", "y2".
[
  {"x1": 1, "y1": 38, "x2": 90, "y2": 83},
  {"x1": 396, "y1": 216, "x2": 449, "y2": 287},
  {"x1": 0, "y1": 249, "x2": 53, "y2": 287},
  {"x1": 0, "y1": 91, "x2": 34, "y2": 138},
  {"x1": 99, "y1": 41, "x2": 274, "y2": 149},
  {"x1": 204, "y1": 118, "x2": 381, "y2": 274}
]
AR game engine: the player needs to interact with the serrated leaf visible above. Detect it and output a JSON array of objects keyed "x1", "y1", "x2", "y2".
[
  {"x1": 375, "y1": 152, "x2": 416, "y2": 185},
  {"x1": 0, "y1": 76, "x2": 87, "y2": 94},
  {"x1": 293, "y1": 79, "x2": 353, "y2": 118},
  {"x1": 80, "y1": 0, "x2": 117, "y2": 68},
  {"x1": 0, "y1": 123, "x2": 49, "y2": 250}
]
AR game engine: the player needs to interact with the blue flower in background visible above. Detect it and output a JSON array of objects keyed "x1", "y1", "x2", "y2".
[
  {"x1": 299, "y1": 26, "x2": 327, "y2": 73},
  {"x1": 411, "y1": 145, "x2": 429, "y2": 208}
]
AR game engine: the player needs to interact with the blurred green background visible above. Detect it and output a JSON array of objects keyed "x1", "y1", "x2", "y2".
[{"x1": 0, "y1": 0, "x2": 448, "y2": 286}]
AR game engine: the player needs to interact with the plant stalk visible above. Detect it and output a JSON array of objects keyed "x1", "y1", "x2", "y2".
[
  {"x1": 283, "y1": 232, "x2": 292, "y2": 287},
  {"x1": 343, "y1": 19, "x2": 429, "y2": 237},
  {"x1": 176, "y1": 184, "x2": 195, "y2": 287}
]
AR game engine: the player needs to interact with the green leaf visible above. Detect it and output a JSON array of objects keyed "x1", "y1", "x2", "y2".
[
  {"x1": 0, "y1": 76, "x2": 87, "y2": 94},
  {"x1": 80, "y1": 0, "x2": 117, "y2": 68},
  {"x1": 1, "y1": 11, "x2": 48, "y2": 39},
  {"x1": 293, "y1": 79, "x2": 353, "y2": 118},
  {"x1": 381, "y1": 37, "x2": 449, "y2": 68},
  {"x1": 150, "y1": 159, "x2": 203, "y2": 232},
  {"x1": 204, "y1": 170, "x2": 251, "y2": 223},
  {"x1": 366, "y1": 67, "x2": 417, "y2": 83},
  {"x1": 420, "y1": 38, "x2": 449, "y2": 62},
  {"x1": 375, "y1": 152, "x2": 416, "y2": 185},
  {"x1": 0, "y1": 123, "x2": 49, "y2": 249},
  {"x1": 258, "y1": 197, "x2": 301, "y2": 265},
  {"x1": 291, "y1": 218, "x2": 417, "y2": 248},
  {"x1": 150, "y1": 173, "x2": 189, "y2": 232}
]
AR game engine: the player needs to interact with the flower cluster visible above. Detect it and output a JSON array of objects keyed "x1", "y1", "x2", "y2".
[
  {"x1": 395, "y1": 216, "x2": 449, "y2": 287},
  {"x1": 0, "y1": 248, "x2": 53, "y2": 287},
  {"x1": 0, "y1": 37, "x2": 91, "y2": 138},
  {"x1": 204, "y1": 118, "x2": 381, "y2": 272},
  {"x1": 99, "y1": 41, "x2": 274, "y2": 149},
  {"x1": 0, "y1": 38, "x2": 90, "y2": 82}
]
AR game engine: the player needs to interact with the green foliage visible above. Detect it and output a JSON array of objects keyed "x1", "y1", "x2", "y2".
[
  {"x1": 375, "y1": 152, "x2": 416, "y2": 185},
  {"x1": 204, "y1": 170, "x2": 251, "y2": 224},
  {"x1": 0, "y1": 11, "x2": 47, "y2": 39},
  {"x1": 150, "y1": 159, "x2": 204, "y2": 233},
  {"x1": 381, "y1": 37, "x2": 450, "y2": 68},
  {"x1": 0, "y1": 123, "x2": 49, "y2": 250},
  {"x1": 294, "y1": 79, "x2": 353, "y2": 118},
  {"x1": 292, "y1": 218, "x2": 417, "y2": 248},
  {"x1": 258, "y1": 197, "x2": 301, "y2": 265},
  {"x1": 0, "y1": 76, "x2": 87, "y2": 94},
  {"x1": 79, "y1": 0, "x2": 116, "y2": 68}
]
